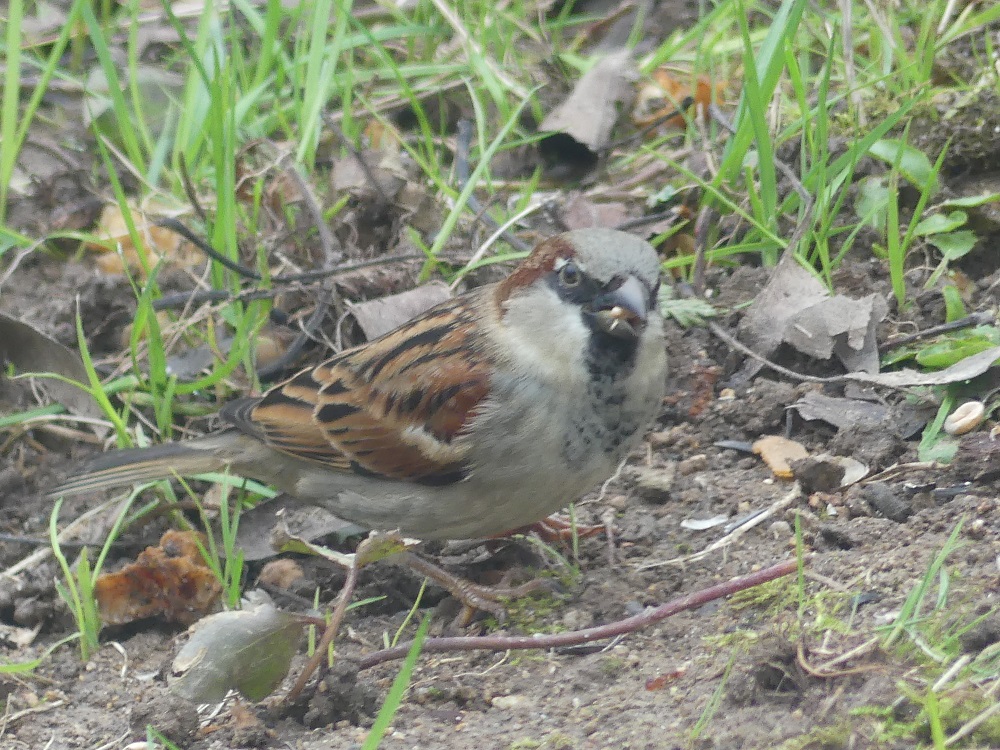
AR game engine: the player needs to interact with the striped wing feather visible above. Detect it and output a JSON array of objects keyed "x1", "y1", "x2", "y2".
[{"x1": 224, "y1": 297, "x2": 490, "y2": 486}]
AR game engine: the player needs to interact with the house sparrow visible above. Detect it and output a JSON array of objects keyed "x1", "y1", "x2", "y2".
[{"x1": 52, "y1": 228, "x2": 667, "y2": 542}]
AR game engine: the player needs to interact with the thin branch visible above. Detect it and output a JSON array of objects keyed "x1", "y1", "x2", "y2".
[
  {"x1": 454, "y1": 119, "x2": 532, "y2": 255},
  {"x1": 356, "y1": 558, "x2": 798, "y2": 670},
  {"x1": 285, "y1": 561, "x2": 359, "y2": 701},
  {"x1": 879, "y1": 311, "x2": 995, "y2": 354}
]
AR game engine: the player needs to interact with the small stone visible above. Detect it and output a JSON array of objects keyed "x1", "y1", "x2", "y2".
[
  {"x1": 967, "y1": 518, "x2": 988, "y2": 539},
  {"x1": 562, "y1": 608, "x2": 595, "y2": 631},
  {"x1": 863, "y1": 483, "x2": 912, "y2": 522},
  {"x1": 768, "y1": 520, "x2": 792, "y2": 540},
  {"x1": 677, "y1": 454, "x2": 708, "y2": 475},
  {"x1": 633, "y1": 464, "x2": 678, "y2": 504},
  {"x1": 606, "y1": 494, "x2": 629, "y2": 510},
  {"x1": 491, "y1": 694, "x2": 529, "y2": 710}
]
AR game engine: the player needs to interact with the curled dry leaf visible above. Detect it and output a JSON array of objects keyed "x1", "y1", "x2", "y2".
[
  {"x1": 539, "y1": 49, "x2": 634, "y2": 165},
  {"x1": 170, "y1": 591, "x2": 303, "y2": 703},
  {"x1": 848, "y1": 345, "x2": 1000, "y2": 388},
  {"x1": 752, "y1": 435, "x2": 809, "y2": 479},
  {"x1": 235, "y1": 496, "x2": 364, "y2": 562},
  {"x1": 790, "y1": 391, "x2": 927, "y2": 439},
  {"x1": 94, "y1": 530, "x2": 221, "y2": 625},
  {"x1": 737, "y1": 253, "x2": 887, "y2": 375}
]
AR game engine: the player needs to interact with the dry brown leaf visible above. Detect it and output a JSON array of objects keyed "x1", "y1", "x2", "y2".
[
  {"x1": 539, "y1": 49, "x2": 634, "y2": 162},
  {"x1": 0, "y1": 312, "x2": 104, "y2": 423},
  {"x1": 86, "y1": 203, "x2": 196, "y2": 275},
  {"x1": 348, "y1": 282, "x2": 452, "y2": 341},
  {"x1": 633, "y1": 70, "x2": 727, "y2": 132},
  {"x1": 752, "y1": 435, "x2": 809, "y2": 479},
  {"x1": 94, "y1": 530, "x2": 221, "y2": 625},
  {"x1": 561, "y1": 193, "x2": 630, "y2": 230}
]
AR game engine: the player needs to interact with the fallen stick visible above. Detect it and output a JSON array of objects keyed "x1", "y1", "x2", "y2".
[{"x1": 357, "y1": 557, "x2": 799, "y2": 670}]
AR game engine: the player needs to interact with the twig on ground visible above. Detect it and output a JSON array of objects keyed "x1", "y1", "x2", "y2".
[
  {"x1": 356, "y1": 558, "x2": 798, "y2": 670},
  {"x1": 454, "y1": 119, "x2": 532, "y2": 255},
  {"x1": 178, "y1": 153, "x2": 209, "y2": 225},
  {"x1": 285, "y1": 561, "x2": 359, "y2": 701},
  {"x1": 255, "y1": 162, "x2": 341, "y2": 380},
  {"x1": 879, "y1": 311, "x2": 995, "y2": 353}
]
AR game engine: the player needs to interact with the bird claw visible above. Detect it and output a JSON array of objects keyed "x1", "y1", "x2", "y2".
[
  {"x1": 397, "y1": 552, "x2": 558, "y2": 628},
  {"x1": 500, "y1": 513, "x2": 605, "y2": 543}
]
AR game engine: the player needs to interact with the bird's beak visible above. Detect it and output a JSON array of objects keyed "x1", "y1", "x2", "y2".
[{"x1": 592, "y1": 275, "x2": 649, "y2": 341}]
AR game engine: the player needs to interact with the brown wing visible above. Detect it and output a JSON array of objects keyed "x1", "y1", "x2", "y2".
[{"x1": 223, "y1": 296, "x2": 491, "y2": 486}]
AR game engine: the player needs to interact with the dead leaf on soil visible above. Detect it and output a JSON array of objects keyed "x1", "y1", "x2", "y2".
[
  {"x1": 539, "y1": 49, "x2": 635, "y2": 169},
  {"x1": 783, "y1": 293, "x2": 888, "y2": 373},
  {"x1": 330, "y1": 148, "x2": 408, "y2": 200},
  {"x1": 560, "y1": 192, "x2": 631, "y2": 230},
  {"x1": 752, "y1": 435, "x2": 809, "y2": 479},
  {"x1": 94, "y1": 529, "x2": 221, "y2": 625},
  {"x1": 845, "y1": 344, "x2": 1000, "y2": 387},
  {"x1": 348, "y1": 282, "x2": 452, "y2": 341},
  {"x1": 169, "y1": 590, "x2": 303, "y2": 703},
  {"x1": 791, "y1": 391, "x2": 925, "y2": 438},
  {"x1": 633, "y1": 69, "x2": 727, "y2": 132},
  {"x1": 738, "y1": 253, "x2": 828, "y2": 362},
  {"x1": 85, "y1": 202, "x2": 197, "y2": 275},
  {"x1": 790, "y1": 453, "x2": 869, "y2": 493},
  {"x1": 738, "y1": 253, "x2": 888, "y2": 374},
  {"x1": 0, "y1": 312, "x2": 104, "y2": 422}
]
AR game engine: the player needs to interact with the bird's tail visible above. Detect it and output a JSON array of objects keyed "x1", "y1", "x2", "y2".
[{"x1": 48, "y1": 433, "x2": 248, "y2": 497}]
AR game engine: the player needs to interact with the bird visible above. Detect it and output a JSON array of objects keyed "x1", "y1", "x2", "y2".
[{"x1": 52, "y1": 228, "x2": 667, "y2": 612}]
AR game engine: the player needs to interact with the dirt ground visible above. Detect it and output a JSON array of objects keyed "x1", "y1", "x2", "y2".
[
  {"x1": 4, "y1": 3, "x2": 1000, "y2": 748},
  {"x1": 3, "y1": 244, "x2": 1000, "y2": 750}
]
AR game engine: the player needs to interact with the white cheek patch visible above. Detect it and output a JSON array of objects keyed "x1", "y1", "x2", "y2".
[{"x1": 499, "y1": 284, "x2": 589, "y2": 381}]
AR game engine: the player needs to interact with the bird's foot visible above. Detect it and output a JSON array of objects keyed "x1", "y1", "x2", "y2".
[
  {"x1": 500, "y1": 513, "x2": 605, "y2": 543},
  {"x1": 397, "y1": 551, "x2": 558, "y2": 627}
]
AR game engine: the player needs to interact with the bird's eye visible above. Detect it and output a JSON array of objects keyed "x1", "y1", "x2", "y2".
[{"x1": 559, "y1": 261, "x2": 581, "y2": 287}]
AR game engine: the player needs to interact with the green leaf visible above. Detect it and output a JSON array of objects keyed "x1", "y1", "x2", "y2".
[
  {"x1": 869, "y1": 139, "x2": 936, "y2": 193},
  {"x1": 855, "y1": 176, "x2": 890, "y2": 230},
  {"x1": 918, "y1": 435, "x2": 959, "y2": 463},
  {"x1": 881, "y1": 346, "x2": 919, "y2": 367},
  {"x1": 942, "y1": 285, "x2": 966, "y2": 323},
  {"x1": 916, "y1": 329, "x2": 1000, "y2": 368},
  {"x1": 926, "y1": 230, "x2": 977, "y2": 260},
  {"x1": 939, "y1": 192, "x2": 1000, "y2": 208},
  {"x1": 170, "y1": 593, "x2": 304, "y2": 702},
  {"x1": 914, "y1": 210, "x2": 967, "y2": 236},
  {"x1": 659, "y1": 287, "x2": 717, "y2": 328}
]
